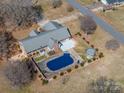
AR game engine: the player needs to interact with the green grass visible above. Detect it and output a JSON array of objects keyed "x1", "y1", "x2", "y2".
[
  {"x1": 34, "y1": 55, "x2": 46, "y2": 62},
  {"x1": 79, "y1": 0, "x2": 95, "y2": 5},
  {"x1": 80, "y1": 54, "x2": 88, "y2": 62},
  {"x1": 119, "y1": 79, "x2": 124, "y2": 85}
]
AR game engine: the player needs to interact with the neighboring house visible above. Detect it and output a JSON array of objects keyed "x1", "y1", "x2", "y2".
[
  {"x1": 19, "y1": 21, "x2": 73, "y2": 55},
  {"x1": 101, "y1": 0, "x2": 124, "y2": 5}
]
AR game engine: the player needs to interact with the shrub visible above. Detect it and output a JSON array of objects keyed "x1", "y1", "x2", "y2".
[
  {"x1": 51, "y1": 0, "x2": 62, "y2": 8},
  {"x1": 48, "y1": 51, "x2": 55, "y2": 56},
  {"x1": 42, "y1": 79, "x2": 49, "y2": 85},
  {"x1": 91, "y1": 45, "x2": 94, "y2": 48},
  {"x1": 60, "y1": 72, "x2": 64, "y2": 76},
  {"x1": 53, "y1": 75, "x2": 57, "y2": 79},
  {"x1": 86, "y1": 41, "x2": 90, "y2": 44},
  {"x1": 39, "y1": 75, "x2": 42, "y2": 78},
  {"x1": 75, "y1": 65, "x2": 79, "y2": 69},
  {"x1": 75, "y1": 32, "x2": 82, "y2": 36},
  {"x1": 88, "y1": 59, "x2": 92, "y2": 63},
  {"x1": 99, "y1": 52, "x2": 104, "y2": 58},
  {"x1": 93, "y1": 57, "x2": 96, "y2": 61},
  {"x1": 80, "y1": 62, "x2": 85, "y2": 67},
  {"x1": 67, "y1": 69, "x2": 72, "y2": 73},
  {"x1": 95, "y1": 48, "x2": 99, "y2": 52},
  {"x1": 34, "y1": 70, "x2": 38, "y2": 73},
  {"x1": 82, "y1": 37, "x2": 86, "y2": 40}
]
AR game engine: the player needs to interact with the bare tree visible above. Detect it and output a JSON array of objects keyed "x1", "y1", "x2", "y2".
[
  {"x1": 0, "y1": 31, "x2": 18, "y2": 61},
  {"x1": 5, "y1": 60, "x2": 35, "y2": 88},
  {"x1": 79, "y1": 16, "x2": 97, "y2": 34},
  {"x1": 87, "y1": 77, "x2": 123, "y2": 93},
  {"x1": 0, "y1": 0, "x2": 43, "y2": 29},
  {"x1": 51, "y1": 0, "x2": 62, "y2": 8},
  {"x1": 0, "y1": 17, "x2": 6, "y2": 32},
  {"x1": 105, "y1": 39, "x2": 120, "y2": 51}
]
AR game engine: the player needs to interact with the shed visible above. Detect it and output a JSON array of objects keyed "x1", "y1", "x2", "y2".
[{"x1": 86, "y1": 48, "x2": 96, "y2": 59}]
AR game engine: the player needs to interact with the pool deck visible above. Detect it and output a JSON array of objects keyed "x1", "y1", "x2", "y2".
[{"x1": 35, "y1": 52, "x2": 80, "y2": 79}]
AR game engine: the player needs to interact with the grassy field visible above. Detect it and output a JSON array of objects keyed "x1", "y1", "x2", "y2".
[
  {"x1": 98, "y1": 6, "x2": 124, "y2": 35},
  {"x1": 76, "y1": 0, "x2": 96, "y2": 5},
  {"x1": 37, "y1": 0, "x2": 77, "y2": 20}
]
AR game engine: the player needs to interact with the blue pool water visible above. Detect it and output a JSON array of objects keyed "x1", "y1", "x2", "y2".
[{"x1": 47, "y1": 53, "x2": 74, "y2": 71}]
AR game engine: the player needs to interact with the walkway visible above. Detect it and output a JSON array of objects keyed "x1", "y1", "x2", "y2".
[{"x1": 67, "y1": 0, "x2": 124, "y2": 44}]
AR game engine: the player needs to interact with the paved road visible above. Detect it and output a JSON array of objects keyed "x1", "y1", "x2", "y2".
[{"x1": 67, "y1": 0, "x2": 124, "y2": 44}]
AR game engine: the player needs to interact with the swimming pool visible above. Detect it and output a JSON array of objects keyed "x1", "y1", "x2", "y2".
[{"x1": 47, "y1": 53, "x2": 74, "y2": 71}]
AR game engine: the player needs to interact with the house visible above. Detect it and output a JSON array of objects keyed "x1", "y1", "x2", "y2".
[
  {"x1": 101, "y1": 0, "x2": 124, "y2": 5},
  {"x1": 19, "y1": 21, "x2": 74, "y2": 55}
]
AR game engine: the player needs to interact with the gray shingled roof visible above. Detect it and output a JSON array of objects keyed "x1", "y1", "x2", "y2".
[
  {"x1": 105, "y1": 0, "x2": 124, "y2": 4},
  {"x1": 42, "y1": 21, "x2": 62, "y2": 31},
  {"x1": 20, "y1": 27, "x2": 71, "y2": 53}
]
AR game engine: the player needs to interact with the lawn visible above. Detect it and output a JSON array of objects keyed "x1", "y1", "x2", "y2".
[
  {"x1": 64, "y1": 19, "x2": 90, "y2": 57},
  {"x1": 64, "y1": 18, "x2": 106, "y2": 59},
  {"x1": 34, "y1": 55, "x2": 46, "y2": 63},
  {"x1": 77, "y1": 0, "x2": 96, "y2": 5},
  {"x1": 37, "y1": 0, "x2": 77, "y2": 20},
  {"x1": 98, "y1": 6, "x2": 124, "y2": 35}
]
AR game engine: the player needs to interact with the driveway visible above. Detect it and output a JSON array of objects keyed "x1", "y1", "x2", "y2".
[{"x1": 67, "y1": 0, "x2": 124, "y2": 44}]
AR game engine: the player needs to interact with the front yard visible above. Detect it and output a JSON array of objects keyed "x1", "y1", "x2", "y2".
[
  {"x1": 37, "y1": 0, "x2": 77, "y2": 20},
  {"x1": 98, "y1": 6, "x2": 124, "y2": 35}
]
